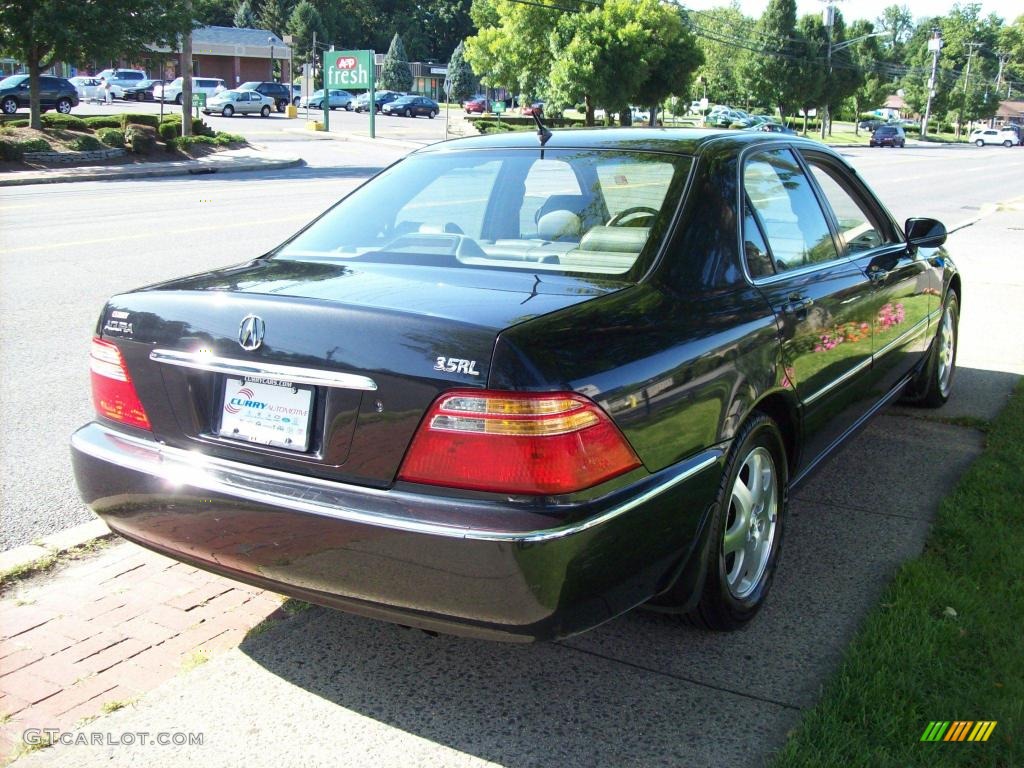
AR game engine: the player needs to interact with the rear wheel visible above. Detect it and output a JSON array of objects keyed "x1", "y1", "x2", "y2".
[
  {"x1": 175, "y1": 94, "x2": 183, "y2": 105},
  {"x1": 913, "y1": 291, "x2": 959, "y2": 407},
  {"x1": 260, "y1": 104, "x2": 270, "y2": 117},
  {"x1": 1004, "y1": 140, "x2": 1013, "y2": 148},
  {"x1": 56, "y1": 98, "x2": 72, "y2": 114},
  {"x1": 687, "y1": 414, "x2": 787, "y2": 630},
  {"x1": 1, "y1": 97, "x2": 17, "y2": 115},
  {"x1": 222, "y1": 105, "x2": 234, "y2": 117},
  {"x1": 405, "y1": 108, "x2": 412, "y2": 118},
  {"x1": 429, "y1": 109, "x2": 436, "y2": 119},
  {"x1": 137, "y1": 93, "x2": 146, "y2": 102},
  {"x1": 276, "y1": 99, "x2": 286, "y2": 113},
  {"x1": 976, "y1": 139, "x2": 985, "y2": 147}
]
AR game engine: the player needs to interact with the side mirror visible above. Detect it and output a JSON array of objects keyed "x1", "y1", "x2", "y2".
[{"x1": 905, "y1": 217, "x2": 946, "y2": 249}]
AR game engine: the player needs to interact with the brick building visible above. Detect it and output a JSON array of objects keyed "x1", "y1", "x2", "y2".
[{"x1": 149, "y1": 26, "x2": 292, "y2": 87}]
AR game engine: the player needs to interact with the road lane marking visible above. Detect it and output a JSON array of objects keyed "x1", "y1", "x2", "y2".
[{"x1": 3, "y1": 213, "x2": 310, "y2": 253}]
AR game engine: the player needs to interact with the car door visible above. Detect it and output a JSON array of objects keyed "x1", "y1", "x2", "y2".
[
  {"x1": 800, "y1": 150, "x2": 933, "y2": 399},
  {"x1": 39, "y1": 76, "x2": 58, "y2": 107},
  {"x1": 742, "y1": 147, "x2": 879, "y2": 470}
]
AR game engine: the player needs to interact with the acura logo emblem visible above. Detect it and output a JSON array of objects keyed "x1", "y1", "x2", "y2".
[{"x1": 238, "y1": 314, "x2": 265, "y2": 351}]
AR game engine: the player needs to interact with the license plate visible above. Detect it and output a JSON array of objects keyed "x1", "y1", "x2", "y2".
[{"x1": 219, "y1": 377, "x2": 313, "y2": 452}]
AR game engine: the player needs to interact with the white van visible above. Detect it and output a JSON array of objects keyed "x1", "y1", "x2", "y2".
[{"x1": 153, "y1": 77, "x2": 226, "y2": 104}]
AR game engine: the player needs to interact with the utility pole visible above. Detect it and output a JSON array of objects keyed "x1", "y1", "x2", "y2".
[
  {"x1": 994, "y1": 52, "x2": 1009, "y2": 97},
  {"x1": 821, "y1": 2, "x2": 834, "y2": 140},
  {"x1": 959, "y1": 41, "x2": 982, "y2": 138},
  {"x1": 921, "y1": 28, "x2": 941, "y2": 138},
  {"x1": 181, "y1": 0, "x2": 193, "y2": 137}
]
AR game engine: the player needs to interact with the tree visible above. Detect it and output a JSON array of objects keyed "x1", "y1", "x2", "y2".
[
  {"x1": 794, "y1": 15, "x2": 826, "y2": 134},
  {"x1": 286, "y1": 0, "x2": 325, "y2": 62},
  {"x1": 877, "y1": 4, "x2": 914, "y2": 50},
  {"x1": 547, "y1": 0, "x2": 702, "y2": 126},
  {"x1": 741, "y1": 0, "x2": 802, "y2": 120},
  {"x1": 0, "y1": 0, "x2": 188, "y2": 129},
  {"x1": 194, "y1": 0, "x2": 236, "y2": 26},
  {"x1": 844, "y1": 20, "x2": 889, "y2": 134},
  {"x1": 234, "y1": 0, "x2": 257, "y2": 27},
  {"x1": 379, "y1": 33, "x2": 413, "y2": 92},
  {"x1": 258, "y1": 0, "x2": 292, "y2": 37},
  {"x1": 821, "y1": 10, "x2": 864, "y2": 135},
  {"x1": 444, "y1": 41, "x2": 474, "y2": 102},
  {"x1": 692, "y1": 3, "x2": 757, "y2": 108}
]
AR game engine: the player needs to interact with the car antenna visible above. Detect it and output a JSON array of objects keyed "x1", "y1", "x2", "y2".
[{"x1": 532, "y1": 112, "x2": 552, "y2": 147}]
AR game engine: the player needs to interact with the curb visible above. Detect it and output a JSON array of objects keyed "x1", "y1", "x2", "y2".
[
  {"x1": 0, "y1": 520, "x2": 112, "y2": 577},
  {"x1": 0, "y1": 155, "x2": 304, "y2": 187}
]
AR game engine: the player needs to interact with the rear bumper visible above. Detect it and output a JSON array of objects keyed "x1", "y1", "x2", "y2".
[{"x1": 71, "y1": 422, "x2": 722, "y2": 641}]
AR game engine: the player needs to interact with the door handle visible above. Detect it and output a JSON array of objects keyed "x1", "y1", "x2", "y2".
[{"x1": 779, "y1": 295, "x2": 813, "y2": 315}]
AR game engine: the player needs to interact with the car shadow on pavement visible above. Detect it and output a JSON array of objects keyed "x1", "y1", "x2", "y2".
[{"x1": 233, "y1": 404, "x2": 989, "y2": 767}]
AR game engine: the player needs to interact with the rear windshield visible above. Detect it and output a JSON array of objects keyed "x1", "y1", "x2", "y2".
[{"x1": 275, "y1": 148, "x2": 691, "y2": 279}]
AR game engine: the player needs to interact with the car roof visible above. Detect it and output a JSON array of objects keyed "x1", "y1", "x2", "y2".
[{"x1": 415, "y1": 127, "x2": 812, "y2": 157}]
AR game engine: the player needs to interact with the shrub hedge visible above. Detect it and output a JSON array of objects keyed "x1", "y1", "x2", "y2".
[
  {"x1": 0, "y1": 137, "x2": 52, "y2": 160},
  {"x1": 83, "y1": 116, "x2": 123, "y2": 129},
  {"x1": 119, "y1": 113, "x2": 160, "y2": 130},
  {"x1": 67, "y1": 134, "x2": 103, "y2": 151},
  {"x1": 125, "y1": 123, "x2": 157, "y2": 153},
  {"x1": 40, "y1": 113, "x2": 89, "y2": 131},
  {"x1": 96, "y1": 127, "x2": 126, "y2": 148}
]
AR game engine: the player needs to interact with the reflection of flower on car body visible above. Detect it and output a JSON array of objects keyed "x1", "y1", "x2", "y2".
[{"x1": 811, "y1": 304, "x2": 903, "y2": 353}]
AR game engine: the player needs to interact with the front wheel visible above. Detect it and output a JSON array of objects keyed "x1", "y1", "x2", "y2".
[
  {"x1": 260, "y1": 105, "x2": 270, "y2": 117},
  {"x1": 174, "y1": 94, "x2": 183, "y2": 105},
  {"x1": 405, "y1": 108, "x2": 412, "y2": 118},
  {"x1": 688, "y1": 414, "x2": 787, "y2": 630},
  {"x1": 56, "y1": 98, "x2": 72, "y2": 114},
  {"x1": 976, "y1": 139, "x2": 985, "y2": 147},
  {"x1": 222, "y1": 105, "x2": 234, "y2": 117},
  {"x1": 137, "y1": 93, "x2": 146, "y2": 102},
  {"x1": 1, "y1": 96, "x2": 17, "y2": 115},
  {"x1": 1004, "y1": 140, "x2": 1013, "y2": 148},
  {"x1": 429, "y1": 110, "x2": 436, "y2": 119},
  {"x1": 912, "y1": 291, "x2": 959, "y2": 407},
  {"x1": 276, "y1": 100, "x2": 286, "y2": 113}
]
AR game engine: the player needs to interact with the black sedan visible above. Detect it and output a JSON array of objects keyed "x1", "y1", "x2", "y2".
[
  {"x1": 120, "y1": 79, "x2": 164, "y2": 102},
  {"x1": 71, "y1": 129, "x2": 960, "y2": 642},
  {"x1": 382, "y1": 95, "x2": 439, "y2": 118}
]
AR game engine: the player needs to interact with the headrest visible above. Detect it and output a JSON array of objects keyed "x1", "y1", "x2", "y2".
[
  {"x1": 537, "y1": 210, "x2": 582, "y2": 241},
  {"x1": 578, "y1": 226, "x2": 650, "y2": 254}
]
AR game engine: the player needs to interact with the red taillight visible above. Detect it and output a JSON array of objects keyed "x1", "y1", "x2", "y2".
[
  {"x1": 397, "y1": 390, "x2": 641, "y2": 495},
  {"x1": 90, "y1": 338, "x2": 152, "y2": 431}
]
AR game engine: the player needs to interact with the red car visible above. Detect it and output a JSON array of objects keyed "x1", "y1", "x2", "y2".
[
  {"x1": 463, "y1": 97, "x2": 488, "y2": 114},
  {"x1": 521, "y1": 101, "x2": 544, "y2": 117}
]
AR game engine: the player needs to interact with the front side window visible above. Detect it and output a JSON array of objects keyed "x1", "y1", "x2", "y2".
[
  {"x1": 743, "y1": 148, "x2": 837, "y2": 275},
  {"x1": 276, "y1": 149, "x2": 690, "y2": 279},
  {"x1": 806, "y1": 161, "x2": 889, "y2": 254}
]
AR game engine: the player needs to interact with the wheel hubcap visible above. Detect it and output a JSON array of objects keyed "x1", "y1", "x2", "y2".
[
  {"x1": 937, "y1": 305, "x2": 955, "y2": 397},
  {"x1": 723, "y1": 446, "x2": 778, "y2": 599}
]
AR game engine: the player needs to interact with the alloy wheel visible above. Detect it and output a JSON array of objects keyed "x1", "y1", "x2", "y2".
[
  {"x1": 937, "y1": 304, "x2": 956, "y2": 398},
  {"x1": 722, "y1": 446, "x2": 778, "y2": 599}
]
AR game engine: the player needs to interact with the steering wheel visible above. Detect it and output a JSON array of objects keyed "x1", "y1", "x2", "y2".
[{"x1": 607, "y1": 206, "x2": 659, "y2": 227}]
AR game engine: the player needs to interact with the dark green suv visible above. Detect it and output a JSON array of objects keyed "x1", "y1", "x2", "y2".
[
  {"x1": 238, "y1": 81, "x2": 291, "y2": 112},
  {"x1": 0, "y1": 74, "x2": 79, "y2": 115}
]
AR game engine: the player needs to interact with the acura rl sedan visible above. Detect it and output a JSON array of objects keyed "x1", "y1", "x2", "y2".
[{"x1": 71, "y1": 129, "x2": 960, "y2": 642}]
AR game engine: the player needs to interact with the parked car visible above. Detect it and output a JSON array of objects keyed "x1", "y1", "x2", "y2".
[
  {"x1": 153, "y1": 77, "x2": 226, "y2": 104},
  {"x1": 238, "y1": 81, "x2": 292, "y2": 112},
  {"x1": 353, "y1": 90, "x2": 402, "y2": 113},
  {"x1": 747, "y1": 121, "x2": 796, "y2": 135},
  {"x1": 463, "y1": 97, "x2": 489, "y2": 114},
  {"x1": 521, "y1": 101, "x2": 544, "y2": 117},
  {"x1": 94, "y1": 68, "x2": 145, "y2": 84},
  {"x1": 72, "y1": 128, "x2": 960, "y2": 642},
  {"x1": 869, "y1": 124, "x2": 906, "y2": 147},
  {"x1": 302, "y1": 89, "x2": 354, "y2": 111},
  {"x1": 202, "y1": 89, "x2": 275, "y2": 117},
  {"x1": 857, "y1": 118, "x2": 884, "y2": 132},
  {"x1": 69, "y1": 77, "x2": 103, "y2": 101},
  {"x1": 0, "y1": 74, "x2": 79, "y2": 114},
  {"x1": 969, "y1": 127, "x2": 1020, "y2": 147},
  {"x1": 120, "y1": 79, "x2": 164, "y2": 102},
  {"x1": 291, "y1": 84, "x2": 301, "y2": 106},
  {"x1": 382, "y1": 95, "x2": 439, "y2": 118}
]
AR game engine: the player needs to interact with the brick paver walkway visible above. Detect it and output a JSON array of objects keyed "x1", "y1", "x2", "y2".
[{"x1": 0, "y1": 541, "x2": 282, "y2": 759}]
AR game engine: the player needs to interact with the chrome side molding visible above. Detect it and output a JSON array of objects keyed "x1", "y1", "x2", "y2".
[{"x1": 149, "y1": 349, "x2": 378, "y2": 391}]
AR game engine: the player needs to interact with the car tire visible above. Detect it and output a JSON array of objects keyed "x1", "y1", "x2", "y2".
[
  {"x1": 1, "y1": 97, "x2": 17, "y2": 115},
  {"x1": 175, "y1": 94, "x2": 183, "y2": 105},
  {"x1": 429, "y1": 110, "x2": 436, "y2": 119},
  {"x1": 405, "y1": 108, "x2": 412, "y2": 118},
  {"x1": 137, "y1": 93, "x2": 146, "y2": 102},
  {"x1": 912, "y1": 291, "x2": 959, "y2": 408},
  {"x1": 1003, "y1": 140, "x2": 1013, "y2": 148},
  {"x1": 345, "y1": 103, "x2": 352, "y2": 111},
  {"x1": 975, "y1": 139, "x2": 984, "y2": 147},
  {"x1": 687, "y1": 414, "x2": 787, "y2": 630},
  {"x1": 56, "y1": 98, "x2": 72, "y2": 114},
  {"x1": 222, "y1": 105, "x2": 233, "y2": 117},
  {"x1": 261, "y1": 105, "x2": 270, "y2": 117},
  {"x1": 277, "y1": 100, "x2": 286, "y2": 113},
  {"x1": 293, "y1": 97, "x2": 300, "y2": 106}
]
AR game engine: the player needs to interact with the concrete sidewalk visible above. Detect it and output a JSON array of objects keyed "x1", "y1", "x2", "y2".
[
  {"x1": 0, "y1": 148, "x2": 302, "y2": 187},
  {"x1": 2, "y1": 209, "x2": 1020, "y2": 767}
]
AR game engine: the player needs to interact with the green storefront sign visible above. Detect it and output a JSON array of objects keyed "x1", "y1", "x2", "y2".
[
  {"x1": 491, "y1": 101, "x2": 506, "y2": 114},
  {"x1": 322, "y1": 50, "x2": 375, "y2": 137},
  {"x1": 191, "y1": 93, "x2": 207, "y2": 107}
]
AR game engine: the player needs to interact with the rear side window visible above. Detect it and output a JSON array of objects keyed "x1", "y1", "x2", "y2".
[
  {"x1": 743, "y1": 148, "x2": 837, "y2": 274},
  {"x1": 805, "y1": 162, "x2": 888, "y2": 253}
]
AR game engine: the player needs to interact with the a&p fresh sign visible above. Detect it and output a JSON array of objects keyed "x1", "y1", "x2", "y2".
[{"x1": 324, "y1": 50, "x2": 373, "y2": 89}]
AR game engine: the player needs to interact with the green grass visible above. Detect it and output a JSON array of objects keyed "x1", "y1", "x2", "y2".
[
  {"x1": 772, "y1": 381, "x2": 1024, "y2": 767},
  {"x1": 0, "y1": 537, "x2": 112, "y2": 591}
]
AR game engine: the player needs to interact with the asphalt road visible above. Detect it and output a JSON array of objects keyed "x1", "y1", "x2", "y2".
[{"x1": 0, "y1": 134, "x2": 1021, "y2": 551}]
